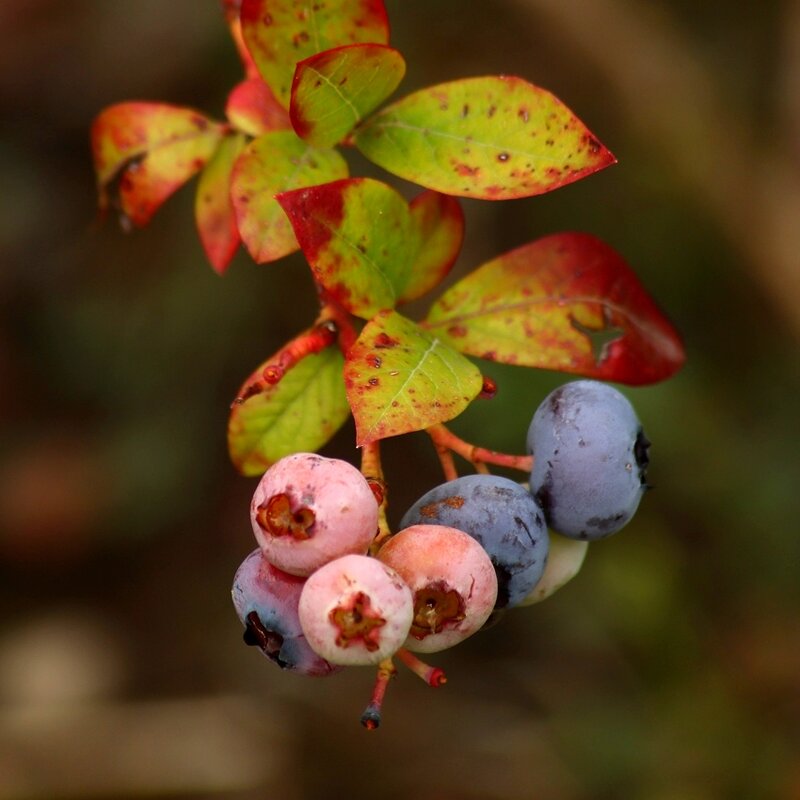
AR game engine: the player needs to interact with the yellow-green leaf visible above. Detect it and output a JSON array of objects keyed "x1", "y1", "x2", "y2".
[
  {"x1": 344, "y1": 310, "x2": 482, "y2": 445},
  {"x1": 228, "y1": 344, "x2": 350, "y2": 476},
  {"x1": 231, "y1": 131, "x2": 349, "y2": 264},
  {"x1": 290, "y1": 43, "x2": 405, "y2": 148},
  {"x1": 354, "y1": 76, "x2": 615, "y2": 199},
  {"x1": 240, "y1": 0, "x2": 389, "y2": 108}
]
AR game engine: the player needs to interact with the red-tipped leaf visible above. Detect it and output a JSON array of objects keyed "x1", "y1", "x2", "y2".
[
  {"x1": 91, "y1": 102, "x2": 224, "y2": 218},
  {"x1": 195, "y1": 132, "x2": 246, "y2": 274},
  {"x1": 290, "y1": 44, "x2": 405, "y2": 148},
  {"x1": 424, "y1": 232, "x2": 685, "y2": 385},
  {"x1": 400, "y1": 191, "x2": 464, "y2": 303},
  {"x1": 240, "y1": 0, "x2": 389, "y2": 109},
  {"x1": 226, "y1": 78, "x2": 291, "y2": 137},
  {"x1": 277, "y1": 177, "x2": 415, "y2": 317}
]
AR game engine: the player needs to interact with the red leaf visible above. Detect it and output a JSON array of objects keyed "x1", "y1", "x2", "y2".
[
  {"x1": 91, "y1": 102, "x2": 223, "y2": 223},
  {"x1": 195, "y1": 133, "x2": 246, "y2": 274},
  {"x1": 425, "y1": 232, "x2": 685, "y2": 385},
  {"x1": 400, "y1": 190, "x2": 464, "y2": 303},
  {"x1": 226, "y1": 78, "x2": 292, "y2": 136}
]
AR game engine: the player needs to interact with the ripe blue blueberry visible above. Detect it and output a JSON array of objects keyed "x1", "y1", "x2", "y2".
[
  {"x1": 399, "y1": 474, "x2": 549, "y2": 609},
  {"x1": 232, "y1": 548, "x2": 340, "y2": 677},
  {"x1": 527, "y1": 380, "x2": 650, "y2": 540}
]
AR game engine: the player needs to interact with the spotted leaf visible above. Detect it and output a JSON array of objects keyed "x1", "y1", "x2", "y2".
[
  {"x1": 290, "y1": 43, "x2": 405, "y2": 148},
  {"x1": 424, "y1": 232, "x2": 685, "y2": 385},
  {"x1": 277, "y1": 177, "x2": 415, "y2": 317},
  {"x1": 231, "y1": 131, "x2": 348, "y2": 264},
  {"x1": 354, "y1": 76, "x2": 615, "y2": 200},
  {"x1": 91, "y1": 102, "x2": 223, "y2": 219},
  {"x1": 240, "y1": 0, "x2": 389, "y2": 109},
  {"x1": 344, "y1": 310, "x2": 482, "y2": 445},
  {"x1": 228, "y1": 342, "x2": 350, "y2": 476}
]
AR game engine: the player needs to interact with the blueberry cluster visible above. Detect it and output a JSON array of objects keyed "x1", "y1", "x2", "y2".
[{"x1": 232, "y1": 380, "x2": 649, "y2": 720}]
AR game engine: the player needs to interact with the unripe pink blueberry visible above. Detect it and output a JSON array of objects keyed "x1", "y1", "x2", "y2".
[
  {"x1": 377, "y1": 524, "x2": 498, "y2": 653},
  {"x1": 250, "y1": 453, "x2": 378, "y2": 576},
  {"x1": 298, "y1": 554, "x2": 413, "y2": 666}
]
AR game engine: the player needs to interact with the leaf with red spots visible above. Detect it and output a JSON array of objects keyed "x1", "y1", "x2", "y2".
[
  {"x1": 195, "y1": 132, "x2": 246, "y2": 274},
  {"x1": 228, "y1": 340, "x2": 350, "y2": 476},
  {"x1": 240, "y1": 0, "x2": 390, "y2": 109},
  {"x1": 290, "y1": 44, "x2": 405, "y2": 148},
  {"x1": 231, "y1": 131, "x2": 348, "y2": 264},
  {"x1": 277, "y1": 177, "x2": 416, "y2": 317},
  {"x1": 354, "y1": 76, "x2": 616, "y2": 200},
  {"x1": 226, "y1": 78, "x2": 292, "y2": 136},
  {"x1": 344, "y1": 310, "x2": 482, "y2": 446},
  {"x1": 91, "y1": 102, "x2": 224, "y2": 221},
  {"x1": 424, "y1": 232, "x2": 685, "y2": 385},
  {"x1": 399, "y1": 191, "x2": 464, "y2": 303}
]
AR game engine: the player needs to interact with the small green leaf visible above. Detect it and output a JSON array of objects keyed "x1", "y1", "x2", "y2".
[
  {"x1": 195, "y1": 133, "x2": 246, "y2": 274},
  {"x1": 226, "y1": 78, "x2": 292, "y2": 137},
  {"x1": 344, "y1": 310, "x2": 482, "y2": 445},
  {"x1": 399, "y1": 190, "x2": 464, "y2": 303},
  {"x1": 90, "y1": 102, "x2": 223, "y2": 215},
  {"x1": 277, "y1": 177, "x2": 415, "y2": 317},
  {"x1": 290, "y1": 44, "x2": 405, "y2": 148},
  {"x1": 231, "y1": 131, "x2": 348, "y2": 264},
  {"x1": 228, "y1": 343, "x2": 350, "y2": 476},
  {"x1": 424, "y1": 232, "x2": 685, "y2": 385},
  {"x1": 354, "y1": 75, "x2": 616, "y2": 199},
  {"x1": 240, "y1": 0, "x2": 389, "y2": 108}
]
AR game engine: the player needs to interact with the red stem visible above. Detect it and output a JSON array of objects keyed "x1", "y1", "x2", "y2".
[
  {"x1": 426, "y1": 424, "x2": 533, "y2": 473},
  {"x1": 396, "y1": 648, "x2": 447, "y2": 687},
  {"x1": 360, "y1": 658, "x2": 396, "y2": 730}
]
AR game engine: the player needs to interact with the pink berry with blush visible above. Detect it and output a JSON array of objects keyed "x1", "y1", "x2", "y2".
[
  {"x1": 377, "y1": 524, "x2": 498, "y2": 653},
  {"x1": 250, "y1": 453, "x2": 378, "y2": 576}
]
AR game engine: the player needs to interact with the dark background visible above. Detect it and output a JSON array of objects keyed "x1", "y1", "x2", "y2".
[{"x1": 1, "y1": 1, "x2": 799, "y2": 797}]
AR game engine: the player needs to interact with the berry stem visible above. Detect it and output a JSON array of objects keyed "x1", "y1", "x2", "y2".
[
  {"x1": 362, "y1": 441, "x2": 392, "y2": 555},
  {"x1": 396, "y1": 648, "x2": 447, "y2": 687},
  {"x1": 360, "y1": 657, "x2": 397, "y2": 730},
  {"x1": 431, "y1": 435, "x2": 459, "y2": 482},
  {"x1": 426, "y1": 424, "x2": 534, "y2": 473}
]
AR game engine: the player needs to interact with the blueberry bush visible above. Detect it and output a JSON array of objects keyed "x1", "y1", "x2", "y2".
[{"x1": 91, "y1": 0, "x2": 684, "y2": 728}]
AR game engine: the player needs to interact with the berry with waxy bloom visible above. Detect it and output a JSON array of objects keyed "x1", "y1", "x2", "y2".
[
  {"x1": 250, "y1": 453, "x2": 378, "y2": 576},
  {"x1": 298, "y1": 554, "x2": 414, "y2": 666}
]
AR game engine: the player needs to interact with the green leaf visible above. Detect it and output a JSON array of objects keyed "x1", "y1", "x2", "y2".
[
  {"x1": 231, "y1": 131, "x2": 348, "y2": 264},
  {"x1": 354, "y1": 75, "x2": 616, "y2": 199},
  {"x1": 399, "y1": 190, "x2": 464, "y2": 303},
  {"x1": 228, "y1": 343, "x2": 350, "y2": 476},
  {"x1": 344, "y1": 310, "x2": 482, "y2": 445},
  {"x1": 195, "y1": 132, "x2": 246, "y2": 274},
  {"x1": 226, "y1": 78, "x2": 292, "y2": 137},
  {"x1": 90, "y1": 102, "x2": 223, "y2": 220},
  {"x1": 290, "y1": 44, "x2": 405, "y2": 148},
  {"x1": 240, "y1": 0, "x2": 390, "y2": 108},
  {"x1": 424, "y1": 232, "x2": 685, "y2": 385},
  {"x1": 277, "y1": 177, "x2": 415, "y2": 317}
]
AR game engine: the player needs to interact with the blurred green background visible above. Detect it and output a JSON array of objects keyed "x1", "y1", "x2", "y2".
[{"x1": 1, "y1": 1, "x2": 799, "y2": 798}]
